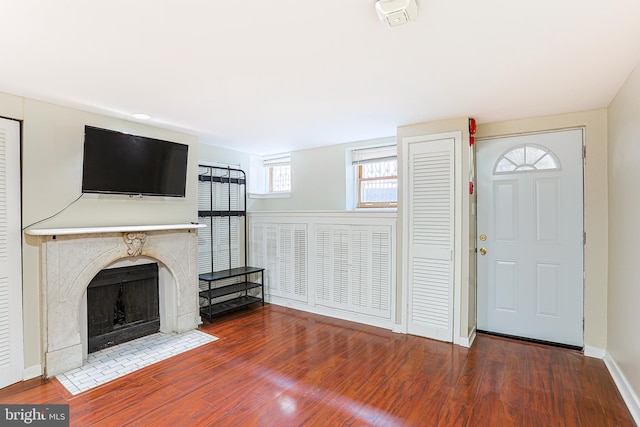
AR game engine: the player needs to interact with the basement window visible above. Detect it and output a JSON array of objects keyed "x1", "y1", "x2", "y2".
[
  {"x1": 352, "y1": 145, "x2": 397, "y2": 208},
  {"x1": 265, "y1": 154, "x2": 291, "y2": 193}
]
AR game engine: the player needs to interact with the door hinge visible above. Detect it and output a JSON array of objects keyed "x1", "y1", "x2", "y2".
[
  {"x1": 582, "y1": 145, "x2": 586, "y2": 159},
  {"x1": 583, "y1": 232, "x2": 586, "y2": 245}
]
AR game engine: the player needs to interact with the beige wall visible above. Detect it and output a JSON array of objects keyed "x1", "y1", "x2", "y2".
[
  {"x1": 22, "y1": 100, "x2": 199, "y2": 228},
  {"x1": 198, "y1": 142, "x2": 254, "y2": 210},
  {"x1": 0, "y1": 93, "x2": 199, "y2": 374},
  {"x1": 607, "y1": 63, "x2": 640, "y2": 396},
  {"x1": 0, "y1": 92, "x2": 24, "y2": 120},
  {"x1": 250, "y1": 136, "x2": 395, "y2": 212},
  {"x1": 199, "y1": 142, "x2": 251, "y2": 170},
  {"x1": 476, "y1": 109, "x2": 609, "y2": 351}
]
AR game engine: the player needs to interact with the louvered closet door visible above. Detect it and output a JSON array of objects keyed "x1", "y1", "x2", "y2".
[
  {"x1": 315, "y1": 226, "x2": 350, "y2": 310},
  {"x1": 315, "y1": 224, "x2": 392, "y2": 318},
  {"x1": 251, "y1": 223, "x2": 307, "y2": 302},
  {"x1": 251, "y1": 223, "x2": 278, "y2": 299},
  {"x1": 331, "y1": 227, "x2": 350, "y2": 309},
  {"x1": 277, "y1": 225, "x2": 308, "y2": 302},
  {"x1": 370, "y1": 227, "x2": 392, "y2": 318},
  {"x1": 407, "y1": 138, "x2": 455, "y2": 341},
  {"x1": 0, "y1": 118, "x2": 23, "y2": 387},
  {"x1": 196, "y1": 167, "x2": 213, "y2": 274},
  {"x1": 351, "y1": 226, "x2": 392, "y2": 318},
  {"x1": 350, "y1": 227, "x2": 371, "y2": 311},
  {"x1": 198, "y1": 216, "x2": 237, "y2": 273},
  {"x1": 315, "y1": 226, "x2": 332, "y2": 306}
]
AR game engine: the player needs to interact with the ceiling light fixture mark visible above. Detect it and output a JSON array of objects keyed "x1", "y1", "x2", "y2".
[{"x1": 131, "y1": 113, "x2": 152, "y2": 120}]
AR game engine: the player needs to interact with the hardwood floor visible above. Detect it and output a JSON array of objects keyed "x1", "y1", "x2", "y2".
[{"x1": 0, "y1": 304, "x2": 635, "y2": 426}]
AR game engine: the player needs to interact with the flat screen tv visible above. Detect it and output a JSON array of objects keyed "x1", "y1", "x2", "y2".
[{"x1": 82, "y1": 126, "x2": 189, "y2": 197}]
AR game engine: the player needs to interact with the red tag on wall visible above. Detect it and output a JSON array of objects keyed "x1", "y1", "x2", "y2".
[{"x1": 469, "y1": 118, "x2": 477, "y2": 135}]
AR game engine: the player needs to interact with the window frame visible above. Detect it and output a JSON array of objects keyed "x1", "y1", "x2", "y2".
[
  {"x1": 268, "y1": 163, "x2": 291, "y2": 193},
  {"x1": 351, "y1": 143, "x2": 398, "y2": 209},
  {"x1": 493, "y1": 143, "x2": 561, "y2": 174},
  {"x1": 262, "y1": 153, "x2": 291, "y2": 195},
  {"x1": 356, "y1": 161, "x2": 398, "y2": 208}
]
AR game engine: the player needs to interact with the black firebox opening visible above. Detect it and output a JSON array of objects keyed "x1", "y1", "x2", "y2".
[{"x1": 87, "y1": 263, "x2": 160, "y2": 353}]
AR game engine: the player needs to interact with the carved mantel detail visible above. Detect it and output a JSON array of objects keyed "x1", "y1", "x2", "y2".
[{"x1": 123, "y1": 232, "x2": 146, "y2": 256}]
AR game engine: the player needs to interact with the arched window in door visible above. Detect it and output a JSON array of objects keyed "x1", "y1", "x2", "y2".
[{"x1": 493, "y1": 144, "x2": 561, "y2": 174}]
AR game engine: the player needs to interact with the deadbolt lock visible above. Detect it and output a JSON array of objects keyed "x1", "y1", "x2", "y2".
[{"x1": 479, "y1": 234, "x2": 487, "y2": 241}]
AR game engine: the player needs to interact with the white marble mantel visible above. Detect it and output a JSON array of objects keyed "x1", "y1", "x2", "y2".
[
  {"x1": 28, "y1": 223, "x2": 206, "y2": 377},
  {"x1": 25, "y1": 223, "x2": 206, "y2": 236}
]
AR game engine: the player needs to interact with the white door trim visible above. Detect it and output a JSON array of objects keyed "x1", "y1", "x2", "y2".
[
  {"x1": 0, "y1": 117, "x2": 24, "y2": 387},
  {"x1": 401, "y1": 130, "x2": 462, "y2": 344}
]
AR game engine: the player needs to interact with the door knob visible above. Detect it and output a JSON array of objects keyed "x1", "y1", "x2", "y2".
[{"x1": 479, "y1": 247, "x2": 487, "y2": 255}]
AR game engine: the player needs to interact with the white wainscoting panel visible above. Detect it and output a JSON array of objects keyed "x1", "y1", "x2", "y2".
[
  {"x1": 249, "y1": 212, "x2": 396, "y2": 330},
  {"x1": 251, "y1": 222, "x2": 308, "y2": 303}
]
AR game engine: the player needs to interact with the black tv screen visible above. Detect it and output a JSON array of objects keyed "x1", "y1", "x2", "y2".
[{"x1": 82, "y1": 126, "x2": 189, "y2": 197}]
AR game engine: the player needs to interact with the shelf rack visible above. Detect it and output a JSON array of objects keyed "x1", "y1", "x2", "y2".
[{"x1": 197, "y1": 165, "x2": 263, "y2": 321}]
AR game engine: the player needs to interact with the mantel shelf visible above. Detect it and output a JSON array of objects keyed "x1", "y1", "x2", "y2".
[{"x1": 24, "y1": 223, "x2": 207, "y2": 236}]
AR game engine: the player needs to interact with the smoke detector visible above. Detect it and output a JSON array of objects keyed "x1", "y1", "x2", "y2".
[{"x1": 375, "y1": 0, "x2": 418, "y2": 27}]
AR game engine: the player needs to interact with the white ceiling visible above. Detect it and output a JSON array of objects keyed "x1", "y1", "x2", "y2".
[{"x1": 2, "y1": 1, "x2": 640, "y2": 155}]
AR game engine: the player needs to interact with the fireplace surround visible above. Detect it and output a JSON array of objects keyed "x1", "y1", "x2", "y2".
[{"x1": 26, "y1": 224, "x2": 205, "y2": 377}]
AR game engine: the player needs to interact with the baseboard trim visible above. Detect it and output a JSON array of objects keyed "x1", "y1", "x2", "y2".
[
  {"x1": 604, "y1": 352, "x2": 640, "y2": 425},
  {"x1": 265, "y1": 296, "x2": 395, "y2": 332},
  {"x1": 458, "y1": 328, "x2": 477, "y2": 348},
  {"x1": 23, "y1": 364, "x2": 42, "y2": 381},
  {"x1": 584, "y1": 345, "x2": 606, "y2": 359}
]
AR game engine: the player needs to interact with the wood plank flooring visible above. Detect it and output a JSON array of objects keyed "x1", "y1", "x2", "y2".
[{"x1": 0, "y1": 304, "x2": 635, "y2": 426}]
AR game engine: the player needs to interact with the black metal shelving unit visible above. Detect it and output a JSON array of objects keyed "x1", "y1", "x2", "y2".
[{"x1": 198, "y1": 165, "x2": 264, "y2": 321}]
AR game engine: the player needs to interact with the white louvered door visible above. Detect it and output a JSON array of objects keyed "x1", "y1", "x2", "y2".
[
  {"x1": 351, "y1": 227, "x2": 371, "y2": 311},
  {"x1": 407, "y1": 138, "x2": 455, "y2": 341},
  {"x1": 0, "y1": 118, "x2": 23, "y2": 388},
  {"x1": 277, "y1": 225, "x2": 308, "y2": 302},
  {"x1": 315, "y1": 226, "x2": 332, "y2": 305},
  {"x1": 251, "y1": 223, "x2": 307, "y2": 302},
  {"x1": 370, "y1": 228, "x2": 392, "y2": 317},
  {"x1": 331, "y1": 227, "x2": 350, "y2": 309},
  {"x1": 250, "y1": 214, "x2": 395, "y2": 326},
  {"x1": 315, "y1": 224, "x2": 392, "y2": 318},
  {"x1": 251, "y1": 223, "x2": 278, "y2": 299}
]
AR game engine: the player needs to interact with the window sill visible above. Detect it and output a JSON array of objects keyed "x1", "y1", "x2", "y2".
[
  {"x1": 248, "y1": 192, "x2": 291, "y2": 199},
  {"x1": 353, "y1": 207, "x2": 398, "y2": 212}
]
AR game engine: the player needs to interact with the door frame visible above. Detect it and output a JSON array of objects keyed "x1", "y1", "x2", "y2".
[
  {"x1": 475, "y1": 127, "x2": 586, "y2": 346},
  {"x1": 400, "y1": 130, "x2": 463, "y2": 344},
  {"x1": 0, "y1": 116, "x2": 24, "y2": 387}
]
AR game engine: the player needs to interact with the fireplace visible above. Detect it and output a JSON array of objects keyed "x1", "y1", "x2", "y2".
[
  {"x1": 87, "y1": 263, "x2": 160, "y2": 353},
  {"x1": 25, "y1": 224, "x2": 204, "y2": 377}
]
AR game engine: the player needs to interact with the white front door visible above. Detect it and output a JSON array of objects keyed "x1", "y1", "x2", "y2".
[
  {"x1": 476, "y1": 129, "x2": 584, "y2": 346},
  {"x1": 0, "y1": 117, "x2": 24, "y2": 387}
]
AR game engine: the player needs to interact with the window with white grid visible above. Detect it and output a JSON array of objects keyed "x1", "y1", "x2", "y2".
[
  {"x1": 264, "y1": 154, "x2": 291, "y2": 193},
  {"x1": 352, "y1": 145, "x2": 397, "y2": 208}
]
